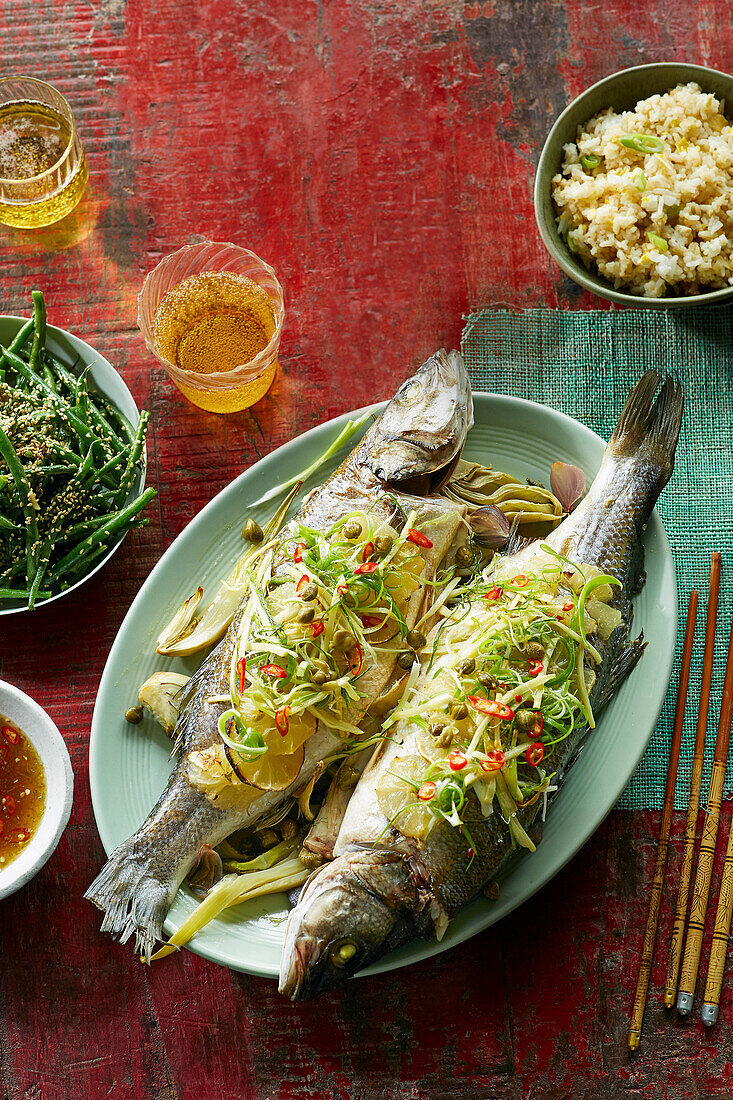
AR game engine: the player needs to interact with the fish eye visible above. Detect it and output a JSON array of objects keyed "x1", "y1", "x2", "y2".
[
  {"x1": 330, "y1": 938, "x2": 359, "y2": 968},
  {"x1": 398, "y1": 380, "x2": 420, "y2": 405}
]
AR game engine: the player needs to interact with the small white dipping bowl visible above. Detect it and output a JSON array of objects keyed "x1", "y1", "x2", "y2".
[{"x1": 0, "y1": 680, "x2": 74, "y2": 899}]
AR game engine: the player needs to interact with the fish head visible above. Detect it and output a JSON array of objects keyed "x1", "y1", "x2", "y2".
[
  {"x1": 278, "y1": 849, "x2": 419, "y2": 1000},
  {"x1": 363, "y1": 349, "x2": 473, "y2": 494}
]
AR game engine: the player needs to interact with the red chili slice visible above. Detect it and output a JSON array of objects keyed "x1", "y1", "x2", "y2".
[
  {"x1": 361, "y1": 615, "x2": 383, "y2": 628},
  {"x1": 484, "y1": 586, "x2": 502, "y2": 601},
  {"x1": 348, "y1": 643, "x2": 363, "y2": 676},
  {"x1": 512, "y1": 575, "x2": 529, "y2": 587},
  {"x1": 336, "y1": 583, "x2": 348, "y2": 596},
  {"x1": 8, "y1": 827, "x2": 30, "y2": 845},
  {"x1": 296, "y1": 574, "x2": 310, "y2": 595},
  {"x1": 311, "y1": 622, "x2": 325, "y2": 638},
  {"x1": 2, "y1": 795, "x2": 16, "y2": 816},
  {"x1": 260, "y1": 663, "x2": 286, "y2": 678},
  {"x1": 275, "y1": 706, "x2": 290, "y2": 737},
  {"x1": 418, "y1": 781, "x2": 436, "y2": 801},
  {"x1": 527, "y1": 660, "x2": 544, "y2": 677},
  {"x1": 531, "y1": 712, "x2": 544, "y2": 737},
  {"x1": 481, "y1": 748, "x2": 505, "y2": 772},
  {"x1": 562, "y1": 602, "x2": 574, "y2": 612},
  {"x1": 362, "y1": 541, "x2": 374, "y2": 563},
  {"x1": 525, "y1": 741, "x2": 545, "y2": 767},
  {"x1": 293, "y1": 542, "x2": 305, "y2": 564},
  {"x1": 354, "y1": 562, "x2": 378, "y2": 575},
  {"x1": 236, "y1": 657, "x2": 247, "y2": 694},
  {"x1": 467, "y1": 696, "x2": 514, "y2": 721},
  {"x1": 407, "y1": 529, "x2": 433, "y2": 549},
  {"x1": 2, "y1": 726, "x2": 19, "y2": 745},
  {"x1": 449, "y1": 750, "x2": 467, "y2": 771}
]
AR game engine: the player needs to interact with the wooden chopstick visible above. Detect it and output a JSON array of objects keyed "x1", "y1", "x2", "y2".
[
  {"x1": 627, "y1": 589, "x2": 699, "y2": 1051},
  {"x1": 701, "y1": 813, "x2": 733, "y2": 1025},
  {"x1": 665, "y1": 552, "x2": 722, "y2": 1007},
  {"x1": 677, "y1": 618, "x2": 733, "y2": 1015}
]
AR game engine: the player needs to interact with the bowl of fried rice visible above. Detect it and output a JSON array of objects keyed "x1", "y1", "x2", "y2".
[{"x1": 535, "y1": 63, "x2": 733, "y2": 306}]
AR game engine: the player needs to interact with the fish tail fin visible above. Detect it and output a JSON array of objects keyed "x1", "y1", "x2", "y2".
[
  {"x1": 85, "y1": 844, "x2": 170, "y2": 962},
  {"x1": 609, "y1": 371, "x2": 683, "y2": 486}
]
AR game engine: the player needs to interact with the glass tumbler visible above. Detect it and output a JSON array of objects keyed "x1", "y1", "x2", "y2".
[
  {"x1": 137, "y1": 241, "x2": 285, "y2": 414},
  {"x1": 0, "y1": 77, "x2": 88, "y2": 228}
]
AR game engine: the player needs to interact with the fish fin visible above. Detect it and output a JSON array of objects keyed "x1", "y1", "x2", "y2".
[
  {"x1": 609, "y1": 372, "x2": 683, "y2": 485},
  {"x1": 594, "y1": 634, "x2": 646, "y2": 714},
  {"x1": 501, "y1": 514, "x2": 533, "y2": 557},
  {"x1": 85, "y1": 846, "x2": 169, "y2": 963}
]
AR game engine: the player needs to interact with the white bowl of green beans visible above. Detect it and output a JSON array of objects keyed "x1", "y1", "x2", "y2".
[{"x1": 0, "y1": 292, "x2": 155, "y2": 614}]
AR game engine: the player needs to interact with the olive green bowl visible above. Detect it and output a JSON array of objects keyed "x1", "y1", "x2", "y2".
[{"x1": 534, "y1": 62, "x2": 733, "y2": 308}]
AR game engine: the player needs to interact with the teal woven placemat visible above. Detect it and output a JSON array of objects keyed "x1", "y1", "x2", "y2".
[{"x1": 461, "y1": 307, "x2": 733, "y2": 811}]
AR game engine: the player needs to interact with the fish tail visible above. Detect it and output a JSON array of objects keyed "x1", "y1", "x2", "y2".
[
  {"x1": 608, "y1": 371, "x2": 683, "y2": 485},
  {"x1": 85, "y1": 844, "x2": 171, "y2": 962}
]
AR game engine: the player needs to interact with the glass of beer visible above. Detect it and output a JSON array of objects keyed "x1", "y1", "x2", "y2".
[
  {"x1": 0, "y1": 77, "x2": 88, "y2": 228},
  {"x1": 137, "y1": 242, "x2": 285, "y2": 414}
]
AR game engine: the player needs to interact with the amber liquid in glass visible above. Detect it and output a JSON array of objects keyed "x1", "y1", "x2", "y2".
[
  {"x1": 0, "y1": 101, "x2": 88, "y2": 228},
  {"x1": 0, "y1": 717, "x2": 46, "y2": 870},
  {"x1": 152, "y1": 270, "x2": 278, "y2": 413}
]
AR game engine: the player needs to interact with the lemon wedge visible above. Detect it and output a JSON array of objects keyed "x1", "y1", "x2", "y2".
[{"x1": 229, "y1": 744, "x2": 305, "y2": 792}]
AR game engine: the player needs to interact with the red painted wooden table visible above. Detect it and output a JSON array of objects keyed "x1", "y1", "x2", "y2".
[{"x1": 2, "y1": 2, "x2": 732, "y2": 1096}]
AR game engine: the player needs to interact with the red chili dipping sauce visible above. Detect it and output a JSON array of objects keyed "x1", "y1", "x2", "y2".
[{"x1": 0, "y1": 717, "x2": 46, "y2": 870}]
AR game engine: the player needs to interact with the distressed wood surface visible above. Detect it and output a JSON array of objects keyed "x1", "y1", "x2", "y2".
[{"x1": 1, "y1": 1, "x2": 732, "y2": 1096}]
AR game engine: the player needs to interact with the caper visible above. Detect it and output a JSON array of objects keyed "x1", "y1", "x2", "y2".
[
  {"x1": 333, "y1": 629, "x2": 356, "y2": 651},
  {"x1": 299, "y1": 582, "x2": 318, "y2": 601},
  {"x1": 280, "y1": 818, "x2": 298, "y2": 840},
  {"x1": 312, "y1": 670, "x2": 328, "y2": 685},
  {"x1": 455, "y1": 545, "x2": 474, "y2": 567},
  {"x1": 242, "y1": 519, "x2": 263, "y2": 543},
  {"x1": 343, "y1": 520, "x2": 362, "y2": 540},
  {"x1": 458, "y1": 657, "x2": 475, "y2": 676},
  {"x1": 478, "y1": 671, "x2": 497, "y2": 689},
  {"x1": 437, "y1": 728, "x2": 455, "y2": 748},
  {"x1": 524, "y1": 641, "x2": 544, "y2": 660},
  {"x1": 397, "y1": 651, "x2": 415, "y2": 671},
  {"x1": 515, "y1": 709, "x2": 537, "y2": 732},
  {"x1": 451, "y1": 702, "x2": 468, "y2": 721},
  {"x1": 429, "y1": 721, "x2": 446, "y2": 737},
  {"x1": 299, "y1": 848, "x2": 323, "y2": 868},
  {"x1": 298, "y1": 606, "x2": 315, "y2": 623},
  {"x1": 259, "y1": 828, "x2": 280, "y2": 850},
  {"x1": 375, "y1": 534, "x2": 393, "y2": 555},
  {"x1": 406, "y1": 629, "x2": 426, "y2": 650},
  {"x1": 125, "y1": 705, "x2": 144, "y2": 724}
]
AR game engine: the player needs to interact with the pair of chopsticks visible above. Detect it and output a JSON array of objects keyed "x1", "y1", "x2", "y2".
[{"x1": 628, "y1": 553, "x2": 733, "y2": 1047}]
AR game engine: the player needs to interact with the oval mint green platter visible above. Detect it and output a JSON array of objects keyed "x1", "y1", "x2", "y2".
[{"x1": 89, "y1": 394, "x2": 676, "y2": 978}]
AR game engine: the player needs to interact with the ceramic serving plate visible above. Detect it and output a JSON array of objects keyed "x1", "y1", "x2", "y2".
[
  {"x1": 89, "y1": 394, "x2": 676, "y2": 978},
  {"x1": 0, "y1": 316, "x2": 145, "y2": 615}
]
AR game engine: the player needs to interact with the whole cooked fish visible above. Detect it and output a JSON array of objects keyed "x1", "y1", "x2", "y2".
[
  {"x1": 86, "y1": 350, "x2": 472, "y2": 958},
  {"x1": 279, "y1": 371, "x2": 683, "y2": 999}
]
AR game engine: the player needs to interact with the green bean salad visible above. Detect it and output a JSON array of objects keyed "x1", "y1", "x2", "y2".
[{"x1": 0, "y1": 291, "x2": 155, "y2": 610}]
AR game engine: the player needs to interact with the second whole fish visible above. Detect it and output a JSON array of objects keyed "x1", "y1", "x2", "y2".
[{"x1": 279, "y1": 371, "x2": 683, "y2": 998}]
